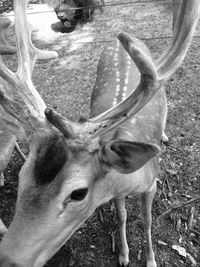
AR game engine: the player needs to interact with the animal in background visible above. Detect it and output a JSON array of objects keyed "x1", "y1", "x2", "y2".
[{"x1": 47, "y1": 0, "x2": 105, "y2": 28}]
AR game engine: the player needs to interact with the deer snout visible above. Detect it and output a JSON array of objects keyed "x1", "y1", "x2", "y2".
[
  {"x1": 56, "y1": 12, "x2": 66, "y2": 20},
  {"x1": 0, "y1": 255, "x2": 21, "y2": 267}
]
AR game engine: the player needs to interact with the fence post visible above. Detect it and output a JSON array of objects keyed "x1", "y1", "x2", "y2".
[{"x1": 173, "y1": 0, "x2": 181, "y2": 29}]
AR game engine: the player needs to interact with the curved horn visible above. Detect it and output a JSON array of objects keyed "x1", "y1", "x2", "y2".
[
  {"x1": 156, "y1": 0, "x2": 200, "y2": 80},
  {"x1": 85, "y1": 32, "x2": 160, "y2": 138},
  {"x1": 83, "y1": 0, "x2": 199, "y2": 139},
  {"x1": 45, "y1": 108, "x2": 78, "y2": 139}
]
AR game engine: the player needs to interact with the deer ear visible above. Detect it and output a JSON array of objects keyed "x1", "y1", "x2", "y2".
[{"x1": 100, "y1": 140, "x2": 160, "y2": 174}]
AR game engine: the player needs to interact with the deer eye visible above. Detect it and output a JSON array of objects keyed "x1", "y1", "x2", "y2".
[{"x1": 70, "y1": 188, "x2": 88, "y2": 201}]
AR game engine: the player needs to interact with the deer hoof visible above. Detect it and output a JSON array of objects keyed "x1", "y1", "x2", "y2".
[
  {"x1": 0, "y1": 219, "x2": 7, "y2": 239},
  {"x1": 117, "y1": 262, "x2": 129, "y2": 267},
  {"x1": 161, "y1": 131, "x2": 168, "y2": 142},
  {"x1": 146, "y1": 259, "x2": 157, "y2": 267},
  {"x1": 118, "y1": 254, "x2": 129, "y2": 267}
]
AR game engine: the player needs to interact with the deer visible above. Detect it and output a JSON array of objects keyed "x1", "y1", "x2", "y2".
[
  {"x1": 0, "y1": 4, "x2": 59, "y2": 239},
  {"x1": 0, "y1": 0, "x2": 199, "y2": 266},
  {"x1": 0, "y1": 0, "x2": 59, "y2": 191},
  {"x1": 50, "y1": 0, "x2": 105, "y2": 27}
]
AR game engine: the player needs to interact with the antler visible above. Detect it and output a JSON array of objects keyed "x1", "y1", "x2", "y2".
[
  {"x1": 0, "y1": 0, "x2": 46, "y2": 123},
  {"x1": 45, "y1": 0, "x2": 199, "y2": 141},
  {"x1": 44, "y1": 35, "x2": 159, "y2": 141},
  {"x1": 156, "y1": 0, "x2": 200, "y2": 80},
  {"x1": 1, "y1": 0, "x2": 198, "y2": 145},
  {"x1": 85, "y1": 0, "x2": 200, "y2": 138}
]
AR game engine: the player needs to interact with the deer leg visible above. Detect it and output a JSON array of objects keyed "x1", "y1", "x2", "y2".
[
  {"x1": 161, "y1": 91, "x2": 168, "y2": 143},
  {"x1": 141, "y1": 182, "x2": 157, "y2": 267},
  {"x1": 0, "y1": 218, "x2": 7, "y2": 238},
  {"x1": 0, "y1": 16, "x2": 16, "y2": 55},
  {"x1": 114, "y1": 197, "x2": 129, "y2": 267},
  {"x1": 0, "y1": 173, "x2": 4, "y2": 187},
  {"x1": 161, "y1": 131, "x2": 168, "y2": 143},
  {"x1": 14, "y1": 142, "x2": 26, "y2": 162}
]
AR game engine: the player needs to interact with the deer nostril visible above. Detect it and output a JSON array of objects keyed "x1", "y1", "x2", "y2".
[
  {"x1": 56, "y1": 13, "x2": 65, "y2": 20},
  {"x1": 0, "y1": 256, "x2": 20, "y2": 267},
  {"x1": 57, "y1": 14, "x2": 64, "y2": 19}
]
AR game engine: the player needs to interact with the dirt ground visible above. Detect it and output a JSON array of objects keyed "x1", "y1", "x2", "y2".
[{"x1": 0, "y1": 1, "x2": 200, "y2": 266}]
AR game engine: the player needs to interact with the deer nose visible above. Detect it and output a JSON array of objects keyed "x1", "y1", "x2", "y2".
[
  {"x1": 0, "y1": 256, "x2": 20, "y2": 267},
  {"x1": 56, "y1": 12, "x2": 66, "y2": 20},
  {"x1": 57, "y1": 14, "x2": 65, "y2": 20}
]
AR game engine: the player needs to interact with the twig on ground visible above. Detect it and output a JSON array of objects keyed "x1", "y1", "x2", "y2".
[
  {"x1": 111, "y1": 231, "x2": 116, "y2": 253},
  {"x1": 99, "y1": 210, "x2": 104, "y2": 222},
  {"x1": 190, "y1": 229, "x2": 200, "y2": 236},
  {"x1": 188, "y1": 206, "x2": 195, "y2": 230},
  {"x1": 157, "y1": 197, "x2": 200, "y2": 221}
]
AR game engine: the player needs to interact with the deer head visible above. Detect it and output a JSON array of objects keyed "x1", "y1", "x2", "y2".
[{"x1": 0, "y1": 0, "x2": 199, "y2": 266}]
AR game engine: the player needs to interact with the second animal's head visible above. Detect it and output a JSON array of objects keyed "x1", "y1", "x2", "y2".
[{"x1": 52, "y1": 0, "x2": 104, "y2": 29}]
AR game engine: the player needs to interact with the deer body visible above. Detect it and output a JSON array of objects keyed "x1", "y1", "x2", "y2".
[
  {"x1": 0, "y1": 0, "x2": 199, "y2": 267},
  {"x1": 90, "y1": 42, "x2": 167, "y2": 266},
  {"x1": 91, "y1": 41, "x2": 167, "y2": 148}
]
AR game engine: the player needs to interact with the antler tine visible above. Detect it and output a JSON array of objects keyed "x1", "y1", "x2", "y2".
[
  {"x1": 15, "y1": 0, "x2": 37, "y2": 76},
  {"x1": 0, "y1": 88, "x2": 38, "y2": 132},
  {"x1": 0, "y1": 0, "x2": 46, "y2": 120},
  {"x1": 45, "y1": 108, "x2": 78, "y2": 139},
  {"x1": 14, "y1": 0, "x2": 46, "y2": 118},
  {"x1": 156, "y1": 0, "x2": 200, "y2": 80},
  {"x1": 86, "y1": 32, "x2": 160, "y2": 138}
]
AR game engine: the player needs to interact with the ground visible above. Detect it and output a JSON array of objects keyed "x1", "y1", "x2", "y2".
[{"x1": 0, "y1": 1, "x2": 200, "y2": 267}]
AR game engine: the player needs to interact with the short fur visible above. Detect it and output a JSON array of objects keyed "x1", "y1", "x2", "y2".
[{"x1": 34, "y1": 132, "x2": 67, "y2": 185}]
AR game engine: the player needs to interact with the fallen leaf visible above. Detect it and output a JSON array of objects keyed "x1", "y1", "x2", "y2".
[
  {"x1": 187, "y1": 253, "x2": 197, "y2": 266},
  {"x1": 166, "y1": 169, "x2": 177, "y2": 176},
  {"x1": 158, "y1": 240, "x2": 167, "y2": 246},
  {"x1": 172, "y1": 245, "x2": 187, "y2": 257},
  {"x1": 178, "y1": 235, "x2": 183, "y2": 243}
]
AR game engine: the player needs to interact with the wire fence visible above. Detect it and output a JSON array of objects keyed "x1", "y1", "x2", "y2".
[
  {"x1": 2, "y1": 0, "x2": 200, "y2": 41},
  {"x1": 39, "y1": 35, "x2": 199, "y2": 49},
  {"x1": 2, "y1": 0, "x2": 171, "y2": 16}
]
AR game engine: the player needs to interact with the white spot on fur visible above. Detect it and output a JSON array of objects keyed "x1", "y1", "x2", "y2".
[
  {"x1": 116, "y1": 84, "x2": 120, "y2": 92},
  {"x1": 136, "y1": 115, "x2": 144, "y2": 119},
  {"x1": 131, "y1": 118, "x2": 136, "y2": 124},
  {"x1": 122, "y1": 92, "x2": 126, "y2": 100},
  {"x1": 116, "y1": 71, "x2": 120, "y2": 78},
  {"x1": 125, "y1": 78, "x2": 129, "y2": 85},
  {"x1": 123, "y1": 86, "x2": 127, "y2": 92},
  {"x1": 113, "y1": 98, "x2": 117, "y2": 106}
]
